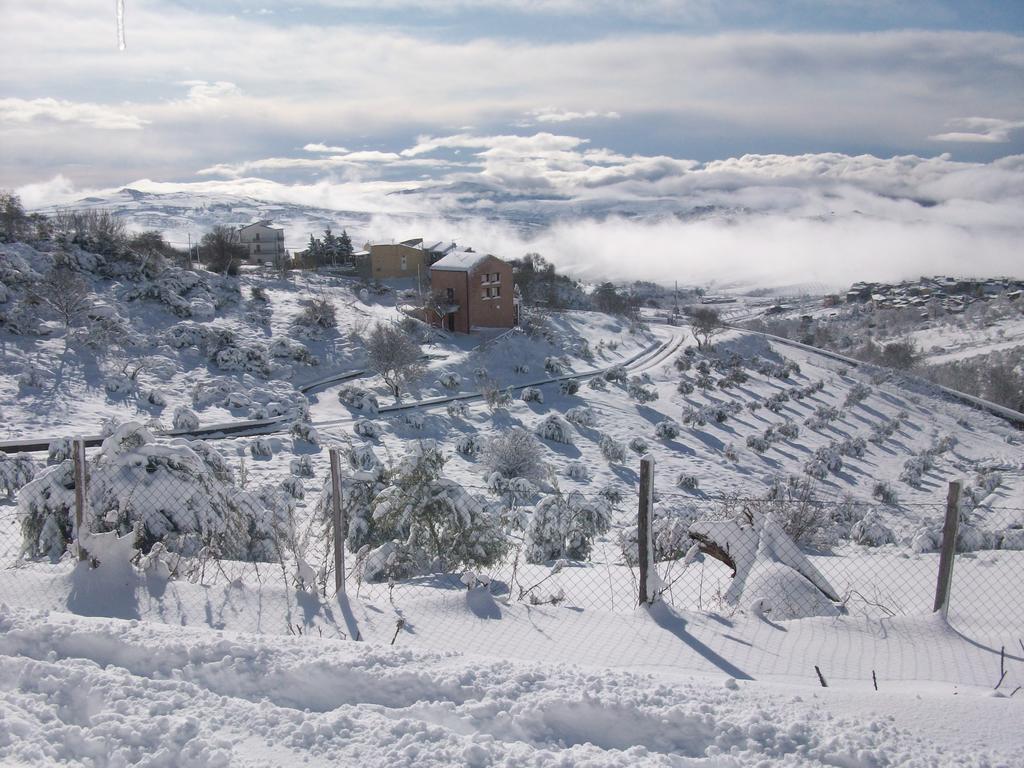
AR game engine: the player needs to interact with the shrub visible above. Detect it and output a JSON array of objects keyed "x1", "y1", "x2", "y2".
[
  {"x1": 676, "y1": 379, "x2": 695, "y2": 395},
  {"x1": 872, "y1": 480, "x2": 899, "y2": 505},
  {"x1": 627, "y1": 377, "x2": 658, "y2": 403},
  {"x1": 604, "y1": 365, "x2": 627, "y2": 384},
  {"x1": 481, "y1": 428, "x2": 547, "y2": 483},
  {"x1": 654, "y1": 420, "x2": 681, "y2": 440},
  {"x1": 587, "y1": 375, "x2": 608, "y2": 391},
  {"x1": 249, "y1": 438, "x2": 273, "y2": 458},
  {"x1": 776, "y1": 421, "x2": 799, "y2": 440},
  {"x1": 850, "y1": 510, "x2": 896, "y2": 546},
  {"x1": 520, "y1": 386, "x2": 544, "y2": 403},
  {"x1": 446, "y1": 401, "x2": 469, "y2": 419},
  {"x1": 296, "y1": 296, "x2": 337, "y2": 329},
  {"x1": 629, "y1": 436, "x2": 650, "y2": 455},
  {"x1": 844, "y1": 382, "x2": 872, "y2": 408},
  {"x1": 338, "y1": 385, "x2": 380, "y2": 414},
  {"x1": 290, "y1": 456, "x2": 314, "y2": 477},
  {"x1": 437, "y1": 371, "x2": 461, "y2": 390},
  {"x1": 353, "y1": 418, "x2": 380, "y2": 439},
  {"x1": 839, "y1": 436, "x2": 867, "y2": 458},
  {"x1": 599, "y1": 435, "x2": 628, "y2": 464},
  {"x1": 0, "y1": 454, "x2": 36, "y2": 498},
  {"x1": 525, "y1": 491, "x2": 612, "y2": 563},
  {"x1": 454, "y1": 434, "x2": 486, "y2": 457},
  {"x1": 565, "y1": 461, "x2": 590, "y2": 480},
  {"x1": 676, "y1": 474, "x2": 699, "y2": 491},
  {"x1": 365, "y1": 322, "x2": 424, "y2": 398},
  {"x1": 536, "y1": 413, "x2": 574, "y2": 444},
  {"x1": 674, "y1": 355, "x2": 692, "y2": 372},
  {"x1": 544, "y1": 356, "x2": 565, "y2": 375},
  {"x1": 564, "y1": 406, "x2": 596, "y2": 427},
  {"x1": 172, "y1": 406, "x2": 200, "y2": 431},
  {"x1": 559, "y1": 379, "x2": 580, "y2": 396},
  {"x1": 746, "y1": 434, "x2": 771, "y2": 453}
]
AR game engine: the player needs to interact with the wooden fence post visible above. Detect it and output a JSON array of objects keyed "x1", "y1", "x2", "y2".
[
  {"x1": 933, "y1": 480, "x2": 962, "y2": 616},
  {"x1": 329, "y1": 447, "x2": 347, "y2": 597},
  {"x1": 638, "y1": 454, "x2": 655, "y2": 605},
  {"x1": 72, "y1": 437, "x2": 88, "y2": 561}
]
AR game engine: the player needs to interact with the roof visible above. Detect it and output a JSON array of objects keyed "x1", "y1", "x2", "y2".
[
  {"x1": 239, "y1": 220, "x2": 281, "y2": 231},
  {"x1": 429, "y1": 250, "x2": 493, "y2": 272}
]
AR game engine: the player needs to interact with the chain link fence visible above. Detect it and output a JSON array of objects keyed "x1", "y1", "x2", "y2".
[{"x1": 1, "y1": 430, "x2": 1021, "y2": 679}]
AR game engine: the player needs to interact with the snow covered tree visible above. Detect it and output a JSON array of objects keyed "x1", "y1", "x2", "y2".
[
  {"x1": 481, "y1": 428, "x2": 547, "y2": 484},
  {"x1": 370, "y1": 441, "x2": 509, "y2": 577},
  {"x1": 525, "y1": 490, "x2": 612, "y2": 563},
  {"x1": 200, "y1": 226, "x2": 247, "y2": 275},
  {"x1": 689, "y1": 307, "x2": 722, "y2": 349},
  {"x1": 18, "y1": 423, "x2": 281, "y2": 562},
  {"x1": 365, "y1": 321, "x2": 424, "y2": 398},
  {"x1": 29, "y1": 265, "x2": 91, "y2": 328}
]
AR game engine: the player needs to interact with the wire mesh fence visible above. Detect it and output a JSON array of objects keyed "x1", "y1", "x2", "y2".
[{"x1": 0, "y1": 429, "x2": 1021, "y2": 676}]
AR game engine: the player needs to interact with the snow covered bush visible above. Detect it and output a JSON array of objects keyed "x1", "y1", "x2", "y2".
[
  {"x1": 481, "y1": 381, "x2": 513, "y2": 410},
  {"x1": 559, "y1": 379, "x2": 580, "y2": 396},
  {"x1": 872, "y1": 480, "x2": 899, "y2": 505},
  {"x1": 19, "y1": 423, "x2": 283, "y2": 562},
  {"x1": 676, "y1": 473, "x2": 699, "y2": 491},
  {"x1": 369, "y1": 441, "x2": 509, "y2": 577},
  {"x1": 850, "y1": 510, "x2": 896, "y2": 547},
  {"x1": 486, "y1": 474, "x2": 540, "y2": 510},
  {"x1": 844, "y1": 382, "x2": 872, "y2": 408},
  {"x1": 746, "y1": 434, "x2": 772, "y2": 453},
  {"x1": 454, "y1": 434, "x2": 486, "y2": 457},
  {"x1": 280, "y1": 476, "x2": 306, "y2": 501},
  {"x1": 565, "y1": 461, "x2": 589, "y2": 481},
  {"x1": 144, "y1": 389, "x2": 167, "y2": 408},
  {"x1": 587, "y1": 375, "x2": 608, "y2": 391},
  {"x1": 338, "y1": 385, "x2": 380, "y2": 414},
  {"x1": 481, "y1": 428, "x2": 547, "y2": 483},
  {"x1": 171, "y1": 406, "x2": 200, "y2": 432},
  {"x1": 681, "y1": 406, "x2": 706, "y2": 427},
  {"x1": 513, "y1": 363, "x2": 529, "y2": 374},
  {"x1": 16, "y1": 364, "x2": 47, "y2": 390},
  {"x1": 599, "y1": 435, "x2": 628, "y2": 464},
  {"x1": 604, "y1": 365, "x2": 627, "y2": 384},
  {"x1": 765, "y1": 392, "x2": 789, "y2": 413},
  {"x1": 525, "y1": 490, "x2": 612, "y2": 563},
  {"x1": 295, "y1": 296, "x2": 337, "y2": 329},
  {"x1": 544, "y1": 356, "x2": 565, "y2": 375},
  {"x1": 446, "y1": 401, "x2": 469, "y2": 419},
  {"x1": 249, "y1": 438, "x2": 273, "y2": 458},
  {"x1": 290, "y1": 421, "x2": 320, "y2": 445},
  {"x1": 804, "y1": 444, "x2": 842, "y2": 479},
  {"x1": 564, "y1": 406, "x2": 596, "y2": 427},
  {"x1": 535, "y1": 413, "x2": 574, "y2": 444},
  {"x1": 676, "y1": 379, "x2": 695, "y2": 395},
  {"x1": 674, "y1": 355, "x2": 692, "y2": 372},
  {"x1": 0, "y1": 454, "x2": 35, "y2": 498},
  {"x1": 353, "y1": 418, "x2": 380, "y2": 439},
  {"x1": 723, "y1": 443, "x2": 739, "y2": 462},
  {"x1": 839, "y1": 436, "x2": 867, "y2": 458},
  {"x1": 290, "y1": 456, "x2": 314, "y2": 477},
  {"x1": 869, "y1": 417, "x2": 901, "y2": 445},
  {"x1": 268, "y1": 337, "x2": 318, "y2": 366},
  {"x1": 627, "y1": 378, "x2": 659, "y2": 403},
  {"x1": 437, "y1": 371, "x2": 461, "y2": 390},
  {"x1": 47, "y1": 438, "x2": 73, "y2": 465},
  {"x1": 655, "y1": 419, "x2": 681, "y2": 440},
  {"x1": 629, "y1": 436, "x2": 650, "y2": 455},
  {"x1": 776, "y1": 420, "x2": 799, "y2": 440},
  {"x1": 520, "y1": 386, "x2": 544, "y2": 403},
  {"x1": 746, "y1": 400, "x2": 762, "y2": 414}
]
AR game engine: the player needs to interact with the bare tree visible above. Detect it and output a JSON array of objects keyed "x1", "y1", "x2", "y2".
[
  {"x1": 199, "y1": 225, "x2": 247, "y2": 275},
  {"x1": 30, "y1": 266, "x2": 92, "y2": 328},
  {"x1": 365, "y1": 322, "x2": 424, "y2": 398},
  {"x1": 689, "y1": 306, "x2": 723, "y2": 349}
]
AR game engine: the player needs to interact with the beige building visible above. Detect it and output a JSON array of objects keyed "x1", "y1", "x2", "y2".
[
  {"x1": 361, "y1": 238, "x2": 428, "y2": 279},
  {"x1": 238, "y1": 221, "x2": 285, "y2": 265}
]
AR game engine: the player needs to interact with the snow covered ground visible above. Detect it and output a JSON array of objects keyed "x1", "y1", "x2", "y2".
[{"x1": 0, "y1": 606, "x2": 1020, "y2": 767}]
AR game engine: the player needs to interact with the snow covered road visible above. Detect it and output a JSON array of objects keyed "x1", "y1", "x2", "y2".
[{"x1": 0, "y1": 607, "x2": 1020, "y2": 767}]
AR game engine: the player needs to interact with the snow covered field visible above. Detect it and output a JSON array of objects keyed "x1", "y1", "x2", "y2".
[
  {"x1": 0, "y1": 607, "x2": 1021, "y2": 767},
  {"x1": 3, "y1": 236, "x2": 1024, "y2": 765}
]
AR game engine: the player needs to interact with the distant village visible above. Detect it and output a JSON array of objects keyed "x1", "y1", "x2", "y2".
[{"x1": 833, "y1": 276, "x2": 1024, "y2": 314}]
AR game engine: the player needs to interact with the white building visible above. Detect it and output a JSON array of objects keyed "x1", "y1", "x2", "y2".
[{"x1": 238, "y1": 221, "x2": 285, "y2": 265}]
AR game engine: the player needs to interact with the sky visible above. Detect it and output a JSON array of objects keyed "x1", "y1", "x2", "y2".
[{"x1": 1, "y1": 1, "x2": 1023, "y2": 286}]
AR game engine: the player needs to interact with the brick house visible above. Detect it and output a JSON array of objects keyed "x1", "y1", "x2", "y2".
[{"x1": 428, "y1": 251, "x2": 517, "y2": 333}]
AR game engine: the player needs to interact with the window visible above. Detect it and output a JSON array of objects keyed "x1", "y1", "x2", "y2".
[
  {"x1": 401, "y1": 254, "x2": 407, "y2": 270},
  {"x1": 256, "y1": 244, "x2": 261, "y2": 253},
  {"x1": 255, "y1": 233, "x2": 260, "y2": 241}
]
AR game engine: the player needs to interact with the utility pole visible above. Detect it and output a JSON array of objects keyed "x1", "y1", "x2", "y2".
[{"x1": 187, "y1": 232, "x2": 192, "y2": 269}]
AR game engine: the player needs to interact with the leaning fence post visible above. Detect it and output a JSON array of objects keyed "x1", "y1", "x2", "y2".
[
  {"x1": 329, "y1": 447, "x2": 347, "y2": 597},
  {"x1": 638, "y1": 454, "x2": 656, "y2": 605},
  {"x1": 72, "y1": 437, "x2": 88, "y2": 561},
  {"x1": 933, "y1": 480, "x2": 962, "y2": 616}
]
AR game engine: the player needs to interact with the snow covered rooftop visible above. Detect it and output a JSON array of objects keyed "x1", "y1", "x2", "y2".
[{"x1": 430, "y1": 250, "x2": 492, "y2": 272}]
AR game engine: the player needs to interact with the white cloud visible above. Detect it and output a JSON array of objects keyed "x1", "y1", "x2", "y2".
[
  {"x1": 522, "y1": 108, "x2": 622, "y2": 124},
  {"x1": 304, "y1": 143, "x2": 350, "y2": 153},
  {"x1": 0, "y1": 97, "x2": 147, "y2": 130},
  {"x1": 930, "y1": 117, "x2": 1024, "y2": 143}
]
